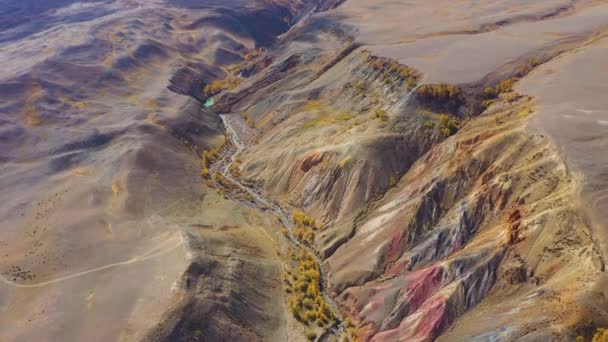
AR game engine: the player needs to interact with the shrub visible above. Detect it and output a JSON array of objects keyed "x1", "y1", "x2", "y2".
[
  {"x1": 406, "y1": 75, "x2": 417, "y2": 90},
  {"x1": 291, "y1": 305, "x2": 303, "y2": 321},
  {"x1": 482, "y1": 77, "x2": 518, "y2": 103},
  {"x1": 375, "y1": 109, "x2": 388, "y2": 121},
  {"x1": 203, "y1": 77, "x2": 241, "y2": 97},
  {"x1": 528, "y1": 58, "x2": 540, "y2": 68},
  {"x1": 366, "y1": 55, "x2": 420, "y2": 89},
  {"x1": 229, "y1": 159, "x2": 241, "y2": 178},
  {"x1": 201, "y1": 167, "x2": 210, "y2": 178},
  {"x1": 344, "y1": 317, "x2": 352, "y2": 327},
  {"x1": 285, "y1": 248, "x2": 335, "y2": 328},
  {"x1": 203, "y1": 80, "x2": 224, "y2": 96},
  {"x1": 243, "y1": 48, "x2": 264, "y2": 61},
  {"x1": 201, "y1": 138, "x2": 227, "y2": 179},
  {"x1": 481, "y1": 99, "x2": 494, "y2": 109},
  {"x1": 416, "y1": 83, "x2": 463, "y2": 112},
  {"x1": 417, "y1": 83, "x2": 462, "y2": 101},
  {"x1": 214, "y1": 171, "x2": 231, "y2": 188},
  {"x1": 503, "y1": 92, "x2": 519, "y2": 102},
  {"x1": 517, "y1": 107, "x2": 533, "y2": 117},
  {"x1": 293, "y1": 211, "x2": 318, "y2": 246},
  {"x1": 302, "y1": 298, "x2": 314, "y2": 309},
  {"x1": 242, "y1": 113, "x2": 255, "y2": 128},
  {"x1": 305, "y1": 331, "x2": 317, "y2": 341},
  {"x1": 316, "y1": 313, "x2": 328, "y2": 326},
  {"x1": 439, "y1": 114, "x2": 458, "y2": 137},
  {"x1": 301, "y1": 110, "x2": 354, "y2": 129},
  {"x1": 496, "y1": 78, "x2": 515, "y2": 93},
  {"x1": 514, "y1": 58, "x2": 541, "y2": 77},
  {"x1": 483, "y1": 87, "x2": 497, "y2": 98},
  {"x1": 577, "y1": 327, "x2": 608, "y2": 342},
  {"x1": 293, "y1": 211, "x2": 316, "y2": 228},
  {"x1": 389, "y1": 176, "x2": 397, "y2": 187},
  {"x1": 592, "y1": 327, "x2": 608, "y2": 342}
]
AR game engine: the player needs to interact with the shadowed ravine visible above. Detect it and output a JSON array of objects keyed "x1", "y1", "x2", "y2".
[{"x1": 216, "y1": 113, "x2": 345, "y2": 341}]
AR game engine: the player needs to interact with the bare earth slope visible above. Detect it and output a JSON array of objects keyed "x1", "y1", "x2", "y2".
[
  {"x1": 2, "y1": 0, "x2": 608, "y2": 341},
  {"x1": 210, "y1": 1, "x2": 608, "y2": 341},
  {"x1": 0, "y1": 0, "x2": 334, "y2": 341}
]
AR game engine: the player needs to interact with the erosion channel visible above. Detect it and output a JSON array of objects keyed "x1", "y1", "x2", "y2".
[{"x1": 211, "y1": 113, "x2": 345, "y2": 341}]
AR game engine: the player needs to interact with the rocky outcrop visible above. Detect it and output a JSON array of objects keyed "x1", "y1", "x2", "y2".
[{"x1": 327, "y1": 98, "x2": 605, "y2": 341}]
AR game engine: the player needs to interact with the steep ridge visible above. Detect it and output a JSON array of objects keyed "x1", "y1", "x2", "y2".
[
  {"x1": 206, "y1": 1, "x2": 608, "y2": 341},
  {"x1": 0, "y1": 0, "x2": 342, "y2": 341},
  {"x1": 332, "y1": 98, "x2": 605, "y2": 341},
  {"x1": 214, "y1": 27, "x2": 433, "y2": 225}
]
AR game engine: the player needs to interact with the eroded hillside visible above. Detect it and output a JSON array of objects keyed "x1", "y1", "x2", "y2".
[
  {"x1": 208, "y1": 0, "x2": 608, "y2": 341},
  {"x1": 2, "y1": 0, "x2": 608, "y2": 341},
  {"x1": 0, "y1": 0, "x2": 341, "y2": 341}
]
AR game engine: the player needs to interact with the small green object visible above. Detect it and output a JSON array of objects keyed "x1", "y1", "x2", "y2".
[
  {"x1": 194, "y1": 329, "x2": 202, "y2": 340},
  {"x1": 204, "y1": 97, "x2": 214, "y2": 108}
]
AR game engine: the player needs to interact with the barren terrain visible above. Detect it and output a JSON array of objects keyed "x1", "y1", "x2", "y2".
[{"x1": 2, "y1": 0, "x2": 608, "y2": 341}]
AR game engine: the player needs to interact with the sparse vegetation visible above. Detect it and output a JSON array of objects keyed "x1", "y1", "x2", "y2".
[
  {"x1": 203, "y1": 77, "x2": 242, "y2": 97},
  {"x1": 416, "y1": 83, "x2": 463, "y2": 112},
  {"x1": 483, "y1": 79, "x2": 512, "y2": 100},
  {"x1": 406, "y1": 75, "x2": 417, "y2": 90},
  {"x1": 285, "y1": 248, "x2": 335, "y2": 328},
  {"x1": 366, "y1": 55, "x2": 420, "y2": 90},
  {"x1": 293, "y1": 211, "x2": 319, "y2": 246},
  {"x1": 481, "y1": 99, "x2": 495, "y2": 109},
  {"x1": 305, "y1": 331, "x2": 317, "y2": 341},
  {"x1": 230, "y1": 156, "x2": 242, "y2": 177},
  {"x1": 416, "y1": 83, "x2": 462, "y2": 101},
  {"x1": 389, "y1": 175, "x2": 397, "y2": 187},
  {"x1": 342, "y1": 316, "x2": 361, "y2": 342},
  {"x1": 514, "y1": 57, "x2": 540, "y2": 78},
  {"x1": 293, "y1": 211, "x2": 317, "y2": 227},
  {"x1": 481, "y1": 58, "x2": 541, "y2": 108},
  {"x1": 214, "y1": 171, "x2": 231, "y2": 188},
  {"x1": 578, "y1": 327, "x2": 608, "y2": 342},
  {"x1": 201, "y1": 138, "x2": 227, "y2": 179},
  {"x1": 592, "y1": 327, "x2": 608, "y2": 342},
  {"x1": 503, "y1": 92, "x2": 519, "y2": 102},
  {"x1": 483, "y1": 86, "x2": 497, "y2": 98},
  {"x1": 353, "y1": 81, "x2": 367, "y2": 98},
  {"x1": 375, "y1": 109, "x2": 388, "y2": 121},
  {"x1": 482, "y1": 78, "x2": 520, "y2": 110},
  {"x1": 302, "y1": 112, "x2": 353, "y2": 129},
  {"x1": 242, "y1": 113, "x2": 255, "y2": 128},
  {"x1": 439, "y1": 114, "x2": 458, "y2": 137},
  {"x1": 497, "y1": 78, "x2": 515, "y2": 94},
  {"x1": 212, "y1": 168, "x2": 255, "y2": 202},
  {"x1": 517, "y1": 107, "x2": 533, "y2": 117},
  {"x1": 243, "y1": 48, "x2": 264, "y2": 61},
  {"x1": 303, "y1": 100, "x2": 323, "y2": 112}
]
